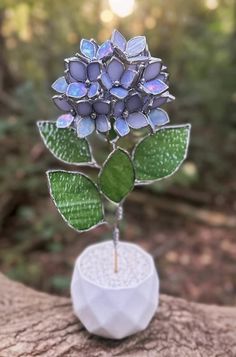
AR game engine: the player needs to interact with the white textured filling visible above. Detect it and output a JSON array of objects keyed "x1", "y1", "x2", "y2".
[{"x1": 79, "y1": 242, "x2": 152, "y2": 288}]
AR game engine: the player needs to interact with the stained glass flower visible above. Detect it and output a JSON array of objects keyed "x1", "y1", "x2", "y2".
[
  {"x1": 80, "y1": 39, "x2": 114, "y2": 61},
  {"x1": 65, "y1": 58, "x2": 102, "y2": 99},
  {"x1": 100, "y1": 57, "x2": 137, "y2": 99},
  {"x1": 139, "y1": 59, "x2": 169, "y2": 96},
  {"x1": 111, "y1": 30, "x2": 150, "y2": 63},
  {"x1": 113, "y1": 94, "x2": 148, "y2": 136},
  {"x1": 75, "y1": 100, "x2": 111, "y2": 138}
]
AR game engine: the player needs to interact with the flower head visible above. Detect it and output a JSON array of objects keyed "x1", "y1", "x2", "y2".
[{"x1": 51, "y1": 30, "x2": 174, "y2": 139}]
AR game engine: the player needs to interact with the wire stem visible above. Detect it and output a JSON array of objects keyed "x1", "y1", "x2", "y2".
[{"x1": 113, "y1": 204, "x2": 123, "y2": 273}]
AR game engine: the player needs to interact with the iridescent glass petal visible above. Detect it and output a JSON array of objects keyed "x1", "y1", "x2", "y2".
[
  {"x1": 66, "y1": 83, "x2": 87, "y2": 99},
  {"x1": 76, "y1": 116, "x2": 95, "y2": 138},
  {"x1": 56, "y1": 113, "x2": 74, "y2": 128},
  {"x1": 114, "y1": 117, "x2": 130, "y2": 137},
  {"x1": 127, "y1": 112, "x2": 148, "y2": 129},
  {"x1": 51, "y1": 77, "x2": 68, "y2": 93}
]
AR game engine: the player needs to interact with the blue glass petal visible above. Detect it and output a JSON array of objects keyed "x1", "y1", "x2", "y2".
[
  {"x1": 93, "y1": 100, "x2": 110, "y2": 115},
  {"x1": 53, "y1": 96, "x2": 73, "y2": 111},
  {"x1": 100, "y1": 72, "x2": 112, "y2": 90},
  {"x1": 126, "y1": 36, "x2": 146, "y2": 57},
  {"x1": 87, "y1": 62, "x2": 101, "y2": 82},
  {"x1": 66, "y1": 83, "x2": 87, "y2": 99},
  {"x1": 68, "y1": 60, "x2": 87, "y2": 81},
  {"x1": 88, "y1": 82, "x2": 100, "y2": 98},
  {"x1": 113, "y1": 101, "x2": 125, "y2": 116},
  {"x1": 111, "y1": 30, "x2": 126, "y2": 51},
  {"x1": 126, "y1": 112, "x2": 148, "y2": 129},
  {"x1": 80, "y1": 39, "x2": 96, "y2": 59},
  {"x1": 120, "y1": 70, "x2": 137, "y2": 89},
  {"x1": 148, "y1": 108, "x2": 170, "y2": 127},
  {"x1": 96, "y1": 115, "x2": 111, "y2": 133},
  {"x1": 76, "y1": 100, "x2": 93, "y2": 116},
  {"x1": 125, "y1": 93, "x2": 142, "y2": 113},
  {"x1": 142, "y1": 79, "x2": 168, "y2": 95},
  {"x1": 97, "y1": 40, "x2": 113, "y2": 60},
  {"x1": 114, "y1": 117, "x2": 130, "y2": 137},
  {"x1": 107, "y1": 58, "x2": 124, "y2": 82},
  {"x1": 143, "y1": 61, "x2": 162, "y2": 81},
  {"x1": 51, "y1": 77, "x2": 68, "y2": 93},
  {"x1": 76, "y1": 116, "x2": 95, "y2": 138},
  {"x1": 151, "y1": 92, "x2": 174, "y2": 108},
  {"x1": 56, "y1": 113, "x2": 74, "y2": 128},
  {"x1": 110, "y1": 86, "x2": 128, "y2": 99}
]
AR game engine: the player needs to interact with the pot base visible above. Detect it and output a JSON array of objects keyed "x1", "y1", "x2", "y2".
[{"x1": 71, "y1": 241, "x2": 159, "y2": 339}]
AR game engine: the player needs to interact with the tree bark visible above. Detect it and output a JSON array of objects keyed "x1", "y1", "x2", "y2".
[{"x1": 0, "y1": 273, "x2": 235, "y2": 357}]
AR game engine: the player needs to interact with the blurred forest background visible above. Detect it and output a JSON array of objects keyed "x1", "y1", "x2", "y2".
[{"x1": 0, "y1": 0, "x2": 235, "y2": 305}]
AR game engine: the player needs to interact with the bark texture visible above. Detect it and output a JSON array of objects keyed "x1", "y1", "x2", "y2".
[{"x1": 0, "y1": 273, "x2": 235, "y2": 357}]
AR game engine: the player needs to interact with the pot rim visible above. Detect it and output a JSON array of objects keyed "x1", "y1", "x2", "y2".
[{"x1": 75, "y1": 241, "x2": 157, "y2": 291}]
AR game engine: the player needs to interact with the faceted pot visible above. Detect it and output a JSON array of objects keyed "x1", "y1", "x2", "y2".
[{"x1": 71, "y1": 241, "x2": 159, "y2": 340}]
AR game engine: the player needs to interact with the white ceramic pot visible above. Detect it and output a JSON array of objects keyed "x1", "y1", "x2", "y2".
[{"x1": 71, "y1": 241, "x2": 159, "y2": 339}]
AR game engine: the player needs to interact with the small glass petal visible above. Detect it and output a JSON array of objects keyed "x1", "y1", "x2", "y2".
[
  {"x1": 93, "y1": 100, "x2": 110, "y2": 115},
  {"x1": 97, "y1": 40, "x2": 113, "y2": 60},
  {"x1": 151, "y1": 92, "x2": 175, "y2": 108},
  {"x1": 88, "y1": 82, "x2": 100, "y2": 98},
  {"x1": 96, "y1": 115, "x2": 111, "y2": 132},
  {"x1": 127, "y1": 112, "x2": 148, "y2": 129},
  {"x1": 126, "y1": 93, "x2": 142, "y2": 113},
  {"x1": 110, "y1": 86, "x2": 128, "y2": 99},
  {"x1": 80, "y1": 39, "x2": 96, "y2": 59},
  {"x1": 142, "y1": 79, "x2": 168, "y2": 95},
  {"x1": 126, "y1": 36, "x2": 146, "y2": 57},
  {"x1": 120, "y1": 70, "x2": 137, "y2": 89},
  {"x1": 143, "y1": 61, "x2": 162, "y2": 81},
  {"x1": 87, "y1": 61, "x2": 101, "y2": 82},
  {"x1": 113, "y1": 101, "x2": 125, "y2": 116},
  {"x1": 100, "y1": 72, "x2": 112, "y2": 90},
  {"x1": 111, "y1": 30, "x2": 126, "y2": 51},
  {"x1": 148, "y1": 108, "x2": 169, "y2": 127},
  {"x1": 66, "y1": 83, "x2": 87, "y2": 99},
  {"x1": 114, "y1": 117, "x2": 130, "y2": 137},
  {"x1": 51, "y1": 77, "x2": 68, "y2": 93},
  {"x1": 107, "y1": 58, "x2": 125, "y2": 82},
  {"x1": 76, "y1": 116, "x2": 95, "y2": 138},
  {"x1": 151, "y1": 96, "x2": 168, "y2": 108},
  {"x1": 56, "y1": 113, "x2": 74, "y2": 128},
  {"x1": 68, "y1": 60, "x2": 87, "y2": 81},
  {"x1": 76, "y1": 100, "x2": 93, "y2": 116},
  {"x1": 53, "y1": 96, "x2": 73, "y2": 111}
]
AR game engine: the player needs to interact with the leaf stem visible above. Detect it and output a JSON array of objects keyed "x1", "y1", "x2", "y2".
[{"x1": 113, "y1": 203, "x2": 123, "y2": 273}]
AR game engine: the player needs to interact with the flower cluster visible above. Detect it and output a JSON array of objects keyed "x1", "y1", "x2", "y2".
[{"x1": 52, "y1": 30, "x2": 174, "y2": 138}]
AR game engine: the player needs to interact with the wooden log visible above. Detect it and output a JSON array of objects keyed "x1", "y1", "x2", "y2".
[{"x1": 0, "y1": 273, "x2": 235, "y2": 356}]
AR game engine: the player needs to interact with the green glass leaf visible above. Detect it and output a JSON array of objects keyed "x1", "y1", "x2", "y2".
[
  {"x1": 99, "y1": 148, "x2": 135, "y2": 203},
  {"x1": 37, "y1": 121, "x2": 93, "y2": 165},
  {"x1": 133, "y1": 124, "x2": 191, "y2": 182},
  {"x1": 47, "y1": 170, "x2": 104, "y2": 231}
]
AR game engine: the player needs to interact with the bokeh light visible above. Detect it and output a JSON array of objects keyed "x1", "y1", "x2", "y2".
[
  {"x1": 108, "y1": 0, "x2": 135, "y2": 18},
  {"x1": 100, "y1": 9, "x2": 114, "y2": 23},
  {"x1": 205, "y1": 0, "x2": 218, "y2": 10}
]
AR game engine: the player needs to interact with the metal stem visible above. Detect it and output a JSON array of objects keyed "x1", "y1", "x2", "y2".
[{"x1": 113, "y1": 204, "x2": 123, "y2": 273}]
